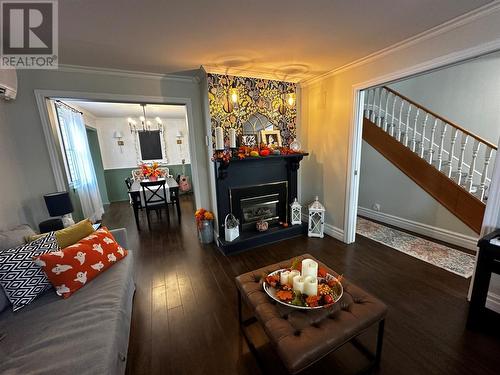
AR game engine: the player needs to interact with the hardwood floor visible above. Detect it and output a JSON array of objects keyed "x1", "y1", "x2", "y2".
[{"x1": 102, "y1": 196, "x2": 500, "y2": 375}]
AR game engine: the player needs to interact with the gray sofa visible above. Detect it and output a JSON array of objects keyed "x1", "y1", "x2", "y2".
[{"x1": 0, "y1": 226, "x2": 135, "y2": 375}]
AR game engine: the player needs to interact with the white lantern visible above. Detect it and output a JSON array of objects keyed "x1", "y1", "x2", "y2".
[
  {"x1": 308, "y1": 196, "x2": 325, "y2": 238},
  {"x1": 290, "y1": 198, "x2": 302, "y2": 225}
]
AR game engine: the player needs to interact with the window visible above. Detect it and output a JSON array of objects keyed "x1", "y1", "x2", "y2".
[{"x1": 57, "y1": 115, "x2": 79, "y2": 185}]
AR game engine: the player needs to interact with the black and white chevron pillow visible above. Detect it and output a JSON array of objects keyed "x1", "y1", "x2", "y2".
[{"x1": 0, "y1": 232, "x2": 58, "y2": 311}]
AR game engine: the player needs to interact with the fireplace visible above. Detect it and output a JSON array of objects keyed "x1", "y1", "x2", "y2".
[
  {"x1": 214, "y1": 154, "x2": 307, "y2": 254},
  {"x1": 231, "y1": 182, "x2": 287, "y2": 232}
]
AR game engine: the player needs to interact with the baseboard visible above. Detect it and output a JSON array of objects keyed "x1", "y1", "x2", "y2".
[
  {"x1": 357, "y1": 207, "x2": 479, "y2": 251},
  {"x1": 302, "y1": 213, "x2": 344, "y2": 241},
  {"x1": 486, "y1": 292, "x2": 500, "y2": 314}
]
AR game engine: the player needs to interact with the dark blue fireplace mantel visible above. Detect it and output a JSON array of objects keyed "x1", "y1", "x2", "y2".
[{"x1": 214, "y1": 153, "x2": 308, "y2": 254}]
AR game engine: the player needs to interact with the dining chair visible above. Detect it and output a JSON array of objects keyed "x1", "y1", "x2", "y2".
[
  {"x1": 140, "y1": 179, "x2": 169, "y2": 230},
  {"x1": 131, "y1": 169, "x2": 143, "y2": 181}
]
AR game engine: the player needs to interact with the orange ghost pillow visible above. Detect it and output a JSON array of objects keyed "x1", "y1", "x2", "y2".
[{"x1": 36, "y1": 227, "x2": 128, "y2": 298}]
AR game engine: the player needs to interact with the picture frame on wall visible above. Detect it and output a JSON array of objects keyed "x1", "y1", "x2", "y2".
[
  {"x1": 240, "y1": 134, "x2": 258, "y2": 147},
  {"x1": 261, "y1": 130, "x2": 282, "y2": 147}
]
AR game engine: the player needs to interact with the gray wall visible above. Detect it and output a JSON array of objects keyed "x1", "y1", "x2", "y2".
[
  {"x1": 388, "y1": 51, "x2": 500, "y2": 145},
  {"x1": 1, "y1": 68, "x2": 209, "y2": 229},
  {"x1": 359, "y1": 142, "x2": 477, "y2": 237}
]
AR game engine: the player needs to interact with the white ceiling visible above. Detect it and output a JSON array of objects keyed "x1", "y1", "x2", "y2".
[
  {"x1": 66, "y1": 101, "x2": 187, "y2": 119},
  {"x1": 58, "y1": 0, "x2": 492, "y2": 81}
]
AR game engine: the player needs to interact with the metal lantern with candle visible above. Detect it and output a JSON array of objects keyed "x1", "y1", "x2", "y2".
[
  {"x1": 308, "y1": 196, "x2": 325, "y2": 238},
  {"x1": 290, "y1": 198, "x2": 302, "y2": 225}
]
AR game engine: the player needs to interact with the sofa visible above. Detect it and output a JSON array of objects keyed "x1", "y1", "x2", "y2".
[{"x1": 0, "y1": 225, "x2": 135, "y2": 375}]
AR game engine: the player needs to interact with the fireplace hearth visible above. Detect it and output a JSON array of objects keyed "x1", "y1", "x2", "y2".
[{"x1": 214, "y1": 154, "x2": 308, "y2": 254}]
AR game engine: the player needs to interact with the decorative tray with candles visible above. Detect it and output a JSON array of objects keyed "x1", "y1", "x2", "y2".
[{"x1": 263, "y1": 258, "x2": 343, "y2": 309}]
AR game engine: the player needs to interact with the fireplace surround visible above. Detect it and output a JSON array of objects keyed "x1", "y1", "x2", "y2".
[{"x1": 214, "y1": 154, "x2": 307, "y2": 254}]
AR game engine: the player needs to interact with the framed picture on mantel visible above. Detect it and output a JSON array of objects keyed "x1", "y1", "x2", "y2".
[{"x1": 261, "y1": 130, "x2": 282, "y2": 147}]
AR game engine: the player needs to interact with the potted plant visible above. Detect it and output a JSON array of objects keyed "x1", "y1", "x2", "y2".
[
  {"x1": 140, "y1": 162, "x2": 161, "y2": 181},
  {"x1": 195, "y1": 208, "x2": 214, "y2": 244}
]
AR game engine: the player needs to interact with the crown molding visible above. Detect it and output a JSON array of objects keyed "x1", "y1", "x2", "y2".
[
  {"x1": 57, "y1": 64, "x2": 200, "y2": 84},
  {"x1": 203, "y1": 64, "x2": 304, "y2": 83},
  {"x1": 301, "y1": 1, "x2": 500, "y2": 86}
]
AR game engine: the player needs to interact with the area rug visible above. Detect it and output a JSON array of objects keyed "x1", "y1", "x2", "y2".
[{"x1": 356, "y1": 217, "x2": 475, "y2": 278}]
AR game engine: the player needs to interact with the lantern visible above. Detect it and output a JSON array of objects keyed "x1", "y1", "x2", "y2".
[
  {"x1": 308, "y1": 196, "x2": 325, "y2": 238},
  {"x1": 290, "y1": 198, "x2": 302, "y2": 225}
]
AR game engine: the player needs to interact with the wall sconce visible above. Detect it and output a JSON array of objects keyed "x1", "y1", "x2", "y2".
[
  {"x1": 113, "y1": 130, "x2": 124, "y2": 153},
  {"x1": 287, "y1": 93, "x2": 296, "y2": 107},
  {"x1": 230, "y1": 81, "x2": 238, "y2": 104}
]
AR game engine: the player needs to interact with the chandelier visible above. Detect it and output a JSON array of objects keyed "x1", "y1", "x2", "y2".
[{"x1": 128, "y1": 104, "x2": 163, "y2": 133}]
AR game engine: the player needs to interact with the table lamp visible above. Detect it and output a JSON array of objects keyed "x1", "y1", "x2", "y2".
[{"x1": 44, "y1": 191, "x2": 75, "y2": 227}]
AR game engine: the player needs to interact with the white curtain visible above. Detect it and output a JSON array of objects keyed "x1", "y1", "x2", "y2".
[
  {"x1": 468, "y1": 137, "x2": 500, "y2": 299},
  {"x1": 57, "y1": 104, "x2": 104, "y2": 222}
]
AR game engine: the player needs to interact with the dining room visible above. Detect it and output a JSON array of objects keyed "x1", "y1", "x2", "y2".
[{"x1": 50, "y1": 99, "x2": 194, "y2": 230}]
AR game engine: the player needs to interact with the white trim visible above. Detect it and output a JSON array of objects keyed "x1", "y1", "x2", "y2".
[
  {"x1": 58, "y1": 64, "x2": 198, "y2": 83},
  {"x1": 300, "y1": 1, "x2": 500, "y2": 86},
  {"x1": 34, "y1": 89, "x2": 202, "y2": 208},
  {"x1": 357, "y1": 207, "x2": 479, "y2": 251},
  {"x1": 203, "y1": 64, "x2": 303, "y2": 83},
  {"x1": 486, "y1": 292, "x2": 500, "y2": 314}
]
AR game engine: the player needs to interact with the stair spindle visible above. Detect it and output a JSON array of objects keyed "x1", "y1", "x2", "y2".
[
  {"x1": 466, "y1": 140, "x2": 481, "y2": 192},
  {"x1": 404, "y1": 104, "x2": 412, "y2": 147},
  {"x1": 397, "y1": 100, "x2": 404, "y2": 142},
  {"x1": 456, "y1": 133, "x2": 469, "y2": 185},
  {"x1": 383, "y1": 91, "x2": 391, "y2": 131},
  {"x1": 364, "y1": 89, "x2": 371, "y2": 118},
  {"x1": 427, "y1": 118, "x2": 438, "y2": 164},
  {"x1": 478, "y1": 147, "x2": 494, "y2": 201},
  {"x1": 411, "y1": 109, "x2": 419, "y2": 152},
  {"x1": 390, "y1": 95, "x2": 397, "y2": 137},
  {"x1": 436, "y1": 122, "x2": 448, "y2": 171},
  {"x1": 370, "y1": 88, "x2": 378, "y2": 122},
  {"x1": 446, "y1": 128, "x2": 459, "y2": 178},
  {"x1": 377, "y1": 88, "x2": 384, "y2": 127},
  {"x1": 419, "y1": 113, "x2": 429, "y2": 157}
]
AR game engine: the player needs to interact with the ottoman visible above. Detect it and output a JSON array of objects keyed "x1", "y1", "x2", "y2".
[{"x1": 235, "y1": 254, "x2": 388, "y2": 374}]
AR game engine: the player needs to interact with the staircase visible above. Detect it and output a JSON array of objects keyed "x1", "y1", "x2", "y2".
[{"x1": 363, "y1": 86, "x2": 498, "y2": 234}]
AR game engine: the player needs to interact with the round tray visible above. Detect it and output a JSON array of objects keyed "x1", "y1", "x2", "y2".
[{"x1": 263, "y1": 268, "x2": 343, "y2": 310}]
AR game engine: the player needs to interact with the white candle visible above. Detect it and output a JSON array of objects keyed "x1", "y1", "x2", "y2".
[
  {"x1": 301, "y1": 259, "x2": 318, "y2": 279},
  {"x1": 215, "y1": 126, "x2": 224, "y2": 150},
  {"x1": 293, "y1": 275, "x2": 305, "y2": 294},
  {"x1": 228, "y1": 128, "x2": 237, "y2": 148},
  {"x1": 288, "y1": 270, "x2": 300, "y2": 286},
  {"x1": 303, "y1": 276, "x2": 318, "y2": 297},
  {"x1": 280, "y1": 271, "x2": 290, "y2": 286}
]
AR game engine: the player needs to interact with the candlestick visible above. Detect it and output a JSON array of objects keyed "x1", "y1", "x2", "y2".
[
  {"x1": 301, "y1": 259, "x2": 318, "y2": 278},
  {"x1": 288, "y1": 270, "x2": 300, "y2": 286},
  {"x1": 292, "y1": 275, "x2": 305, "y2": 294},
  {"x1": 280, "y1": 271, "x2": 290, "y2": 286},
  {"x1": 215, "y1": 126, "x2": 224, "y2": 150},
  {"x1": 303, "y1": 276, "x2": 318, "y2": 296},
  {"x1": 228, "y1": 128, "x2": 236, "y2": 148}
]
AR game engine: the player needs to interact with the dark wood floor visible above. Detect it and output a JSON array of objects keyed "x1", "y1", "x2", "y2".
[{"x1": 102, "y1": 196, "x2": 500, "y2": 375}]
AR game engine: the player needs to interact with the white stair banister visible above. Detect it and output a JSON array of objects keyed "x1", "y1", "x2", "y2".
[
  {"x1": 370, "y1": 88, "x2": 378, "y2": 122},
  {"x1": 428, "y1": 118, "x2": 438, "y2": 164},
  {"x1": 397, "y1": 100, "x2": 404, "y2": 142},
  {"x1": 411, "y1": 108, "x2": 420, "y2": 152},
  {"x1": 364, "y1": 89, "x2": 372, "y2": 118},
  {"x1": 446, "y1": 128, "x2": 459, "y2": 177},
  {"x1": 479, "y1": 146, "x2": 494, "y2": 201},
  {"x1": 390, "y1": 94, "x2": 397, "y2": 137},
  {"x1": 377, "y1": 88, "x2": 384, "y2": 127},
  {"x1": 436, "y1": 122, "x2": 448, "y2": 171},
  {"x1": 466, "y1": 139, "x2": 481, "y2": 192},
  {"x1": 383, "y1": 91, "x2": 391, "y2": 131},
  {"x1": 419, "y1": 113, "x2": 429, "y2": 158},
  {"x1": 456, "y1": 132, "x2": 469, "y2": 185},
  {"x1": 404, "y1": 104, "x2": 412, "y2": 147}
]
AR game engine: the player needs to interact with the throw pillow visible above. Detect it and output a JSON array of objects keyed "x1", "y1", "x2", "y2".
[
  {"x1": 0, "y1": 224, "x2": 36, "y2": 251},
  {"x1": 28, "y1": 219, "x2": 95, "y2": 249},
  {"x1": 0, "y1": 285, "x2": 9, "y2": 312},
  {"x1": 36, "y1": 227, "x2": 127, "y2": 298},
  {"x1": 0, "y1": 232, "x2": 58, "y2": 311}
]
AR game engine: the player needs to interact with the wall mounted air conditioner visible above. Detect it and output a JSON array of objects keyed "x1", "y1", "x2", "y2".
[{"x1": 0, "y1": 69, "x2": 17, "y2": 100}]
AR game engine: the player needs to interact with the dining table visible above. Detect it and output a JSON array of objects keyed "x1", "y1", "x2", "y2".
[{"x1": 127, "y1": 177, "x2": 181, "y2": 229}]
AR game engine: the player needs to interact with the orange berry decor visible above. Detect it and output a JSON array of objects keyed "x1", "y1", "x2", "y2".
[{"x1": 276, "y1": 290, "x2": 293, "y2": 302}]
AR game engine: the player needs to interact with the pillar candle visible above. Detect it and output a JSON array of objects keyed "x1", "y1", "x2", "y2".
[
  {"x1": 303, "y1": 276, "x2": 318, "y2": 296},
  {"x1": 228, "y1": 128, "x2": 237, "y2": 148},
  {"x1": 215, "y1": 126, "x2": 224, "y2": 150},
  {"x1": 288, "y1": 270, "x2": 300, "y2": 286},
  {"x1": 301, "y1": 259, "x2": 318, "y2": 278},
  {"x1": 280, "y1": 271, "x2": 290, "y2": 286},
  {"x1": 293, "y1": 275, "x2": 305, "y2": 294}
]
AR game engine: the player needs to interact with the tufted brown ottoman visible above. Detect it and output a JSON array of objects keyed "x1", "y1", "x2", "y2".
[{"x1": 235, "y1": 254, "x2": 388, "y2": 374}]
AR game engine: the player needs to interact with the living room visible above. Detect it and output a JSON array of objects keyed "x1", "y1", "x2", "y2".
[{"x1": 1, "y1": 1, "x2": 500, "y2": 374}]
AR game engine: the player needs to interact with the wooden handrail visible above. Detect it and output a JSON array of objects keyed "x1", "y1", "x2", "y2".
[{"x1": 382, "y1": 86, "x2": 498, "y2": 150}]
